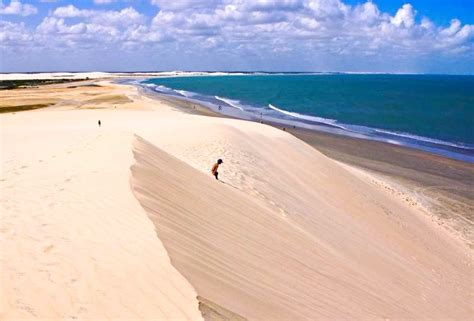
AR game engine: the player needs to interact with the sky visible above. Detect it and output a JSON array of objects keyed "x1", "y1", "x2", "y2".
[{"x1": 0, "y1": 0, "x2": 473, "y2": 73}]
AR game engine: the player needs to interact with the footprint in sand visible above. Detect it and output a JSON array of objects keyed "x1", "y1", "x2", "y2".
[
  {"x1": 43, "y1": 244, "x2": 54, "y2": 253},
  {"x1": 279, "y1": 208, "x2": 289, "y2": 219}
]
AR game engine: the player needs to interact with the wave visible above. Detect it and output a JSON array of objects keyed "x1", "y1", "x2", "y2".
[
  {"x1": 215, "y1": 96, "x2": 245, "y2": 111},
  {"x1": 152, "y1": 85, "x2": 195, "y2": 98},
  {"x1": 374, "y1": 129, "x2": 474, "y2": 150},
  {"x1": 175, "y1": 90, "x2": 196, "y2": 98},
  {"x1": 268, "y1": 104, "x2": 346, "y2": 130},
  {"x1": 154, "y1": 85, "x2": 176, "y2": 94}
]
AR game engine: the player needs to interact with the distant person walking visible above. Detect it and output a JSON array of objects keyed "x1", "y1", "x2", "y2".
[
  {"x1": 98, "y1": 120, "x2": 101, "y2": 127},
  {"x1": 211, "y1": 159, "x2": 223, "y2": 180}
]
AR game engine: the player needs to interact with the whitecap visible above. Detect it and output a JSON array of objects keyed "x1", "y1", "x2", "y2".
[
  {"x1": 374, "y1": 129, "x2": 473, "y2": 150},
  {"x1": 215, "y1": 96, "x2": 245, "y2": 111},
  {"x1": 268, "y1": 104, "x2": 346, "y2": 130},
  {"x1": 175, "y1": 90, "x2": 197, "y2": 98}
]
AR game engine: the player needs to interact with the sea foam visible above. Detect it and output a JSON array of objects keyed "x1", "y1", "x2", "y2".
[
  {"x1": 268, "y1": 104, "x2": 346, "y2": 130},
  {"x1": 215, "y1": 96, "x2": 245, "y2": 111}
]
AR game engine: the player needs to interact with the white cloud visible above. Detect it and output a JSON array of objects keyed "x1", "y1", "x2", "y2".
[
  {"x1": 437, "y1": 20, "x2": 474, "y2": 51},
  {"x1": 28, "y1": 5, "x2": 147, "y2": 53},
  {"x1": 149, "y1": 0, "x2": 473, "y2": 61},
  {"x1": 98, "y1": 7, "x2": 144, "y2": 26},
  {"x1": 239, "y1": 0, "x2": 302, "y2": 12},
  {"x1": 0, "y1": 0, "x2": 472, "y2": 72},
  {"x1": 37, "y1": 17, "x2": 86, "y2": 34},
  {"x1": 440, "y1": 19, "x2": 461, "y2": 37},
  {"x1": 391, "y1": 4, "x2": 416, "y2": 28},
  {"x1": 0, "y1": 20, "x2": 31, "y2": 44},
  {"x1": 53, "y1": 5, "x2": 144, "y2": 26},
  {"x1": 53, "y1": 5, "x2": 91, "y2": 18},
  {"x1": 420, "y1": 17, "x2": 434, "y2": 31},
  {"x1": 353, "y1": 1, "x2": 382, "y2": 25},
  {"x1": 151, "y1": 0, "x2": 220, "y2": 10},
  {"x1": 305, "y1": 0, "x2": 349, "y2": 19},
  {"x1": 0, "y1": 0, "x2": 37, "y2": 16}
]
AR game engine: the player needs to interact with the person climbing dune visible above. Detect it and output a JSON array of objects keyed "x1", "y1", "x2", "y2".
[{"x1": 211, "y1": 159, "x2": 223, "y2": 180}]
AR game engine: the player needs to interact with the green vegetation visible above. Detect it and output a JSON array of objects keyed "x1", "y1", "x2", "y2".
[
  {"x1": 0, "y1": 104, "x2": 52, "y2": 113},
  {"x1": 0, "y1": 79, "x2": 84, "y2": 90}
]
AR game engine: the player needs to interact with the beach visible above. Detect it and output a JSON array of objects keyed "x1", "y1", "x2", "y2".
[
  {"x1": 145, "y1": 90, "x2": 474, "y2": 248},
  {"x1": 286, "y1": 127, "x2": 474, "y2": 247},
  {"x1": 1, "y1": 79, "x2": 472, "y2": 320}
]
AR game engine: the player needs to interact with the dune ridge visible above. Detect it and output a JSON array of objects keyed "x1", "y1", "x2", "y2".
[
  {"x1": 1, "y1": 80, "x2": 471, "y2": 320},
  {"x1": 131, "y1": 133, "x2": 471, "y2": 320},
  {"x1": 0, "y1": 111, "x2": 204, "y2": 320}
]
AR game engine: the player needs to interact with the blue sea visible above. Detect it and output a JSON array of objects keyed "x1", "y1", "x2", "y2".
[{"x1": 141, "y1": 74, "x2": 474, "y2": 162}]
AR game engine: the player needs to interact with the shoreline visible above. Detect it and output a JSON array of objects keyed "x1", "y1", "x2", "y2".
[
  {"x1": 2, "y1": 79, "x2": 471, "y2": 319},
  {"x1": 138, "y1": 78, "x2": 474, "y2": 164},
  {"x1": 287, "y1": 126, "x2": 474, "y2": 247},
  {"x1": 145, "y1": 89, "x2": 473, "y2": 248}
]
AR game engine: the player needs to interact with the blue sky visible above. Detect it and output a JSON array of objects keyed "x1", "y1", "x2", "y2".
[
  {"x1": 0, "y1": 0, "x2": 473, "y2": 73},
  {"x1": 346, "y1": 0, "x2": 473, "y2": 25}
]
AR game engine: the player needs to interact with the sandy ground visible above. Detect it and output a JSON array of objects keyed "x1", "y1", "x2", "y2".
[
  {"x1": 0, "y1": 80, "x2": 135, "y2": 112},
  {"x1": 0, "y1": 71, "x2": 243, "y2": 81},
  {"x1": 1, "y1": 81, "x2": 472, "y2": 320},
  {"x1": 0, "y1": 72, "x2": 113, "y2": 81},
  {"x1": 145, "y1": 92, "x2": 474, "y2": 248},
  {"x1": 284, "y1": 127, "x2": 474, "y2": 248}
]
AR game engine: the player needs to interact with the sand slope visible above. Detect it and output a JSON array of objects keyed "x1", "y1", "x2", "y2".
[
  {"x1": 1, "y1": 82, "x2": 471, "y2": 320},
  {"x1": 131, "y1": 130, "x2": 471, "y2": 320},
  {"x1": 0, "y1": 111, "x2": 203, "y2": 320}
]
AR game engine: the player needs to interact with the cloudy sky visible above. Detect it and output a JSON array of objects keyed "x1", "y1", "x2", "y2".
[{"x1": 0, "y1": 0, "x2": 473, "y2": 73}]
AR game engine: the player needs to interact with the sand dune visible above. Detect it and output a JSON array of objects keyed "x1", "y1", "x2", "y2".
[
  {"x1": 1, "y1": 82, "x2": 471, "y2": 320},
  {"x1": 0, "y1": 111, "x2": 204, "y2": 320},
  {"x1": 131, "y1": 129, "x2": 471, "y2": 320},
  {"x1": 0, "y1": 71, "x2": 244, "y2": 81},
  {"x1": 0, "y1": 80, "x2": 138, "y2": 112}
]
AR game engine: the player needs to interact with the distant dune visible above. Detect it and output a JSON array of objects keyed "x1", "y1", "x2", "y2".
[{"x1": 0, "y1": 71, "x2": 249, "y2": 81}]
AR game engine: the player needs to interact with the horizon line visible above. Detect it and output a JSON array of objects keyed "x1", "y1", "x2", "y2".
[{"x1": 1, "y1": 70, "x2": 473, "y2": 76}]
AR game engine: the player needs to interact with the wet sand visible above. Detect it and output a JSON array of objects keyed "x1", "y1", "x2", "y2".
[{"x1": 285, "y1": 127, "x2": 474, "y2": 247}]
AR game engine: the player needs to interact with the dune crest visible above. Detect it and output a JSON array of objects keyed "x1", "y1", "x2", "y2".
[
  {"x1": 131, "y1": 131, "x2": 471, "y2": 320},
  {"x1": 0, "y1": 112, "x2": 203, "y2": 320},
  {"x1": 1, "y1": 81, "x2": 471, "y2": 320}
]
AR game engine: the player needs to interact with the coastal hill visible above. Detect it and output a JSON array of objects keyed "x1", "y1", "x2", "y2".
[{"x1": 1, "y1": 80, "x2": 471, "y2": 320}]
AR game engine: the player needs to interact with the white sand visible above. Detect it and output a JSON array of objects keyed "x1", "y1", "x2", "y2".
[
  {"x1": 0, "y1": 72, "x2": 112, "y2": 81},
  {"x1": 0, "y1": 81, "x2": 471, "y2": 320},
  {"x1": 0, "y1": 110, "x2": 204, "y2": 320},
  {"x1": 0, "y1": 71, "x2": 246, "y2": 81}
]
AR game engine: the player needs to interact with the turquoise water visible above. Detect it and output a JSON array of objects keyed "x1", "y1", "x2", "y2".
[{"x1": 142, "y1": 74, "x2": 474, "y2": 162}]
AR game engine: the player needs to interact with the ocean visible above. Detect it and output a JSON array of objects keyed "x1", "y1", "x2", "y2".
[{"x1": 141, "y1": 74, "x2": 474, "y2": 162}]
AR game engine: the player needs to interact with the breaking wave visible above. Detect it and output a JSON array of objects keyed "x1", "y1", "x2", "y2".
[
  {"x1": 374, "y1": 129, "x2": 473, "y2": 150},
  {"x1": 215, "y1": 96, "x2": 245, "y2": 111},
  {"x1": 268, "y1": 104, "x2": 346, "y2": 130}
]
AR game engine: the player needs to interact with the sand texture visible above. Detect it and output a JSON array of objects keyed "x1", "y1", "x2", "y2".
[{"x1": 0, "y1": 80, "x2": 472, "y2": 320}]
